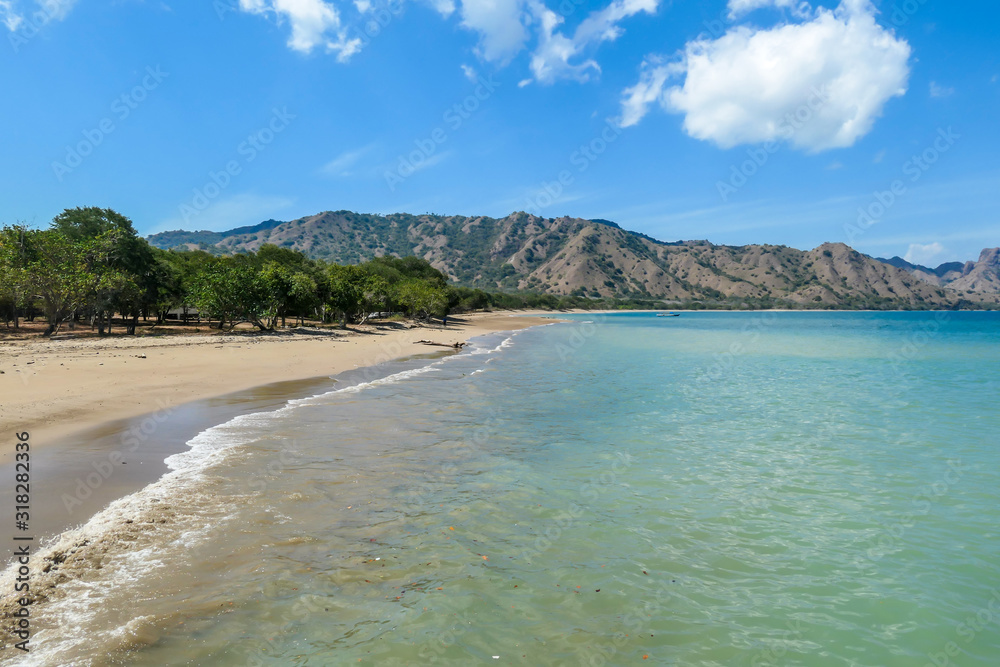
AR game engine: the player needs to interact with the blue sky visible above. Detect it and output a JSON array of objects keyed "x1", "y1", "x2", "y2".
[{"x1": 1, "y1": 0, "x2": 997, "y2": 266}]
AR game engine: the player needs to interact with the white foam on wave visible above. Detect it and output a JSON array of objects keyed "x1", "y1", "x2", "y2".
[{"x1": 0, "y1": 327, "x2": 535, "y2": 665}]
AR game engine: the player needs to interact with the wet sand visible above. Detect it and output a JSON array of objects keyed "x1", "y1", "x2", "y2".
[
  {"x1": 0, "y1": 313, "x2": 549, "y2": 460},
  {"x1": 0, "y1": 314, "x2": 554, "y2": 656},
  {"x1": 0, "y1": 314, "x2": 551, "y2": 540}
]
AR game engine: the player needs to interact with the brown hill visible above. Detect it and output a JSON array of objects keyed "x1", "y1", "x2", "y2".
[{"x1": 148, "y1": 211, "x2": 998, "y2": 309}]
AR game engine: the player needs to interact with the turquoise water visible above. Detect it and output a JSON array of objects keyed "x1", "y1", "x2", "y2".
[{"x1": 7, "y1": 312, "x2": 1000, "y2": 666}]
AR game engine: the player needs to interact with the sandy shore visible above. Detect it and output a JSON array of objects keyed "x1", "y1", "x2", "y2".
[
  {"x1": 0, "y1": 312, "x2": 555, "y2": 651},
  {"x1": 0, "y1": 312, "x2": 550, "y2": 461}
]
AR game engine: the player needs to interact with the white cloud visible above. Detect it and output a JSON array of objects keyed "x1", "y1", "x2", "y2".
[
  {"x1": 528, "y1": 0, "x2": 658, "y2": 84},
  {"x1": 238, "y1": 0, "x2": 361, "y2": 61},
  {"x1": 620, "y1": 57, "x2": 672, "y2": 127},
  {"x1": 457, "y1": 0, "x2": 655, "y2": 81},
  {"x1": 322, "y1": 144, "x2": 373, "y2": 176},
  {"x1": 460, "y1": 63, "x2": 478, "y2": 82},
  {"x1": 0, "y1": 1, "x2": 22, "y2": 31},
  {"x1": 2, "y1": 0, "x2": 78, "y2": 32},
  {"x1": 620, "y1": 0, "x2": 911, "y2": 152},
  {"x1": 929, "y1": 81, "x2": 954, "y2": 98},
  {"x1": 39, "y1": 0, "x2": 75, "y2": 20},
  {"x1": 727, "y1": 0, "x2": 810, "y2": 19},
  {"x1": 428, "y1": 0, "x2": 456, "y2": 17},
  {"x1": 458, "y1": 0, "x2": 530, "y2": 64},
  {"x1": 353, "y1": 0, "x2": 371, "y2": 12},
  {"x1": 904, "y1": 241, "x2": 946, "y2": 266}
]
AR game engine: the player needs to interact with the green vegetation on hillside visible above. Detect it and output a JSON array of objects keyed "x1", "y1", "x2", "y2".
[
  {"x1": 145, "y1": 210, "x2": 999, "y2": 309},
  {"x1": 1, "y1": 208, "x2": 665, "y2": 336}
]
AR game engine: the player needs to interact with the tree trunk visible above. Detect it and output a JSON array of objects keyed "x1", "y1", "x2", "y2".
[
  {"x1": 127, "y1": 314, "x2": 138, "y2": 335},
  {"x1": 339, "y1": 312, "x2": 347, "y2": 330}
]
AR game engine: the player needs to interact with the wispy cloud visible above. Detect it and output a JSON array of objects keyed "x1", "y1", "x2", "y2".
[
  {"x1": 237, "y1": 0, "x2": 361, "y2": 61},
  {"x1": 904, "y1": 241, "x2": 945, "y2": 265},
  {"x1": 2, "y1": 0, "x2": 78, "y2": 32},
  {"x1": 929, "y1": 81, "x2": 954, "y2": 98},
  {"x1": 322, "y1": 144, "x2": 375, "y2": 177}
]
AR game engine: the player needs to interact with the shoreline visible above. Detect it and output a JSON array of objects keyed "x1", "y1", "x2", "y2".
[
  {"x1": 0, "y1": 312, "x2": 552, "y2": 542},
  {"x1": 0, "y1": 311, "x2": 551, "y2": 462},
  {"x1": 0, "y1": 316, "x2": 556, "y2": 651}
]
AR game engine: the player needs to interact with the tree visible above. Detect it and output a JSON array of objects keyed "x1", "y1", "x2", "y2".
[
  {"x1": 0, "y1": 225, "x2": 32, "y2": 328},
  {"x1": 190, "y1": 257, "x2": 277, "y2": 331},
  {"x1": 261, "y1": 262, "x2": 320, "y2": 328},
  {"x1": 326, "y1": 265, "x2": 364, "y2": 329},
  {"x1": 393, "y1": 278, "x2": 447, "y2": 320},
  {"x1": 51, "y1": 207, "x2": 155, "y2": 335},
  {"x1": 11, "y1": 229, "x2": 105, "y2": 336}
]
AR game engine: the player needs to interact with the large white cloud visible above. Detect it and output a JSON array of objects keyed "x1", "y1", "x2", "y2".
[
  {"x1": 620, "y1": 0, "x2": 911, "y2": 152},
  {"x1": 239, "y1": 0, "x2": 361, "y2": 61}
]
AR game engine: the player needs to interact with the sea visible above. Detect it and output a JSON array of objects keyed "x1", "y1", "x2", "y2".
[{"x1": 3, "y1": 311, "x2": 999, "y2": 666}]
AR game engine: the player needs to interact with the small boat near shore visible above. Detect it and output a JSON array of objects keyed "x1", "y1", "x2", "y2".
[{"x1": 656, "y1": 312, "x2": 680, "y2": 317}]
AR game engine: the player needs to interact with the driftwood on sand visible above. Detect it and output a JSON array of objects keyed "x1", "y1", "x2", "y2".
[{"x1": 415, "y1": 340, "x2": 466, "y2": 349}]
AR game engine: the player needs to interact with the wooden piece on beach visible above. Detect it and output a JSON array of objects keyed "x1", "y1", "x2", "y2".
[{"x1": 414, "y1": 340, "x2": 466, "y2": 349}]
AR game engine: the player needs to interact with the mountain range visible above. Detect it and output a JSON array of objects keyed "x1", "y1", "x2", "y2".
[
  {"x1": 148, "y1": 211, "x2": 1000, "y2": 309},
  {"x1": 877, "y1": 249, "x2": 1000, "y2": 294}
]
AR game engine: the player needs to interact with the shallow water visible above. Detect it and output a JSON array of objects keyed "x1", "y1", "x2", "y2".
[{"x1": 5, "y1": 313, "x2": 1000, "y2": 666}]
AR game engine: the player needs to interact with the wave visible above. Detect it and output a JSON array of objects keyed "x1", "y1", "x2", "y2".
[{"x1": 0, "y1": 329, "x2": 529, "y2": 665}]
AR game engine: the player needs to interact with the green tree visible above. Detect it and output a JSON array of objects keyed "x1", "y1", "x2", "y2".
[
  {"x1": 326, "y1": 264, "x2": 364, "y2": 329},
  {"x1": 10, "y1": 228, "x2": 106, "y2": 336},
  {"x1": 51, "y1": 207, "x2": 155, "y2": 334},
  {"x1": 393, "y1": 278, "x2": 447, "y2": 320},
  {"x1": 190, "y1": 257, "x2": 278, "y2": 331},
  {"x1": 0, "y1": 225, "x2": 33, "y2": 328}
]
